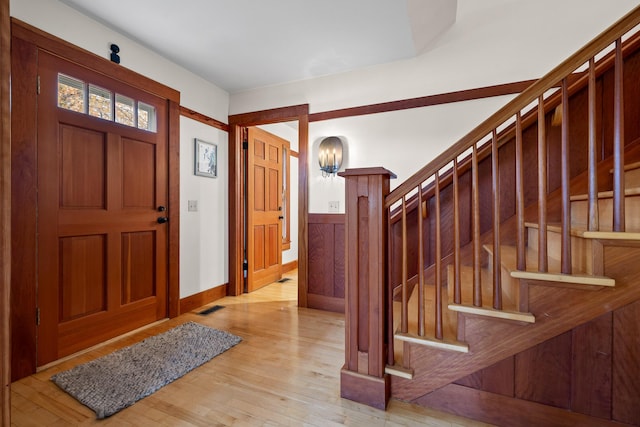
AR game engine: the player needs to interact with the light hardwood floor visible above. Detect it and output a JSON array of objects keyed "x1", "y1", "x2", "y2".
[{"x1": 10, "y1": 270, "x2": 491, "y2": 426}]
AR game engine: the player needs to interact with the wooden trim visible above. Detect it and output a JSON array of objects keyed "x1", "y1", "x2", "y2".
[
  {"x1": 228, "y1": 105, "x2": 309, "y2": 304},
  {"x1": 167, "y1": 100, "x2": 181, "y2": 318},
  {"x1": 298, "y1": 113, "x2": 309, "y2": 308},
  {"x1": 341, "y1": 367, "x2": 390, "y2": 410},
  {"x1": 309, "y1": 80, "x2": 538, "y2": 122},
  {"x1": 290, "y1": 150, "x2": 299, "y2": 158},
  {"x1": 308, "y1": 213, "x2": 344, "y2": 224},
  {"x1": 11, "y1": 18, "x2": 179, "y2": 103},
  {"x1": 179, "y1": 284, "x2": 228, "y2": 314},
  {"x1": 415, "y1": 383, "x2": 622, "y2": 427},
  {"x1": 179, "y1": 105, "x2": 229, "y2": 132},
  {"x1": 1, "y1": 0, "x2": 11, "y2": 422},
  {"x1": 282, "y1": 260, "x2": 298, "y2": 274},
  {"x1": 307, "y1": 294, "x2": 344, "y2": 313}
]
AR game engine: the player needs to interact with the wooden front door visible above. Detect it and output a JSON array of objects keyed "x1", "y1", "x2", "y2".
[
  {"x1": 36, "y1": 51, "x2": 169, "y2": 365},
  {"x1": 247, "y1": 127, "x2": 287, "y2": 291}
]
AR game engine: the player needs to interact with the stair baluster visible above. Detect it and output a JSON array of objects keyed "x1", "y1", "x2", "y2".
[
  {"x1": 587, "y1": 57, "x2": 599, "y2": 231},
  {"x1": 561, "y1": 77, "x2": 572, "y2": 274},
  {"x1": 538, "y1": 95, "x2": 549, "y2": 272},
  {"x1": 613, "y1": 38, "x2": 625, "y2": 231},
  {"x1": 472, "y1": 144, "x2": 482, "y2": 306},
  {"x1": 434, "y1": 172, "x2": 443, "y2": 339}
]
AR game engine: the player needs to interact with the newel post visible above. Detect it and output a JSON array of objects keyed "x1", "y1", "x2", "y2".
[{"x1": 338, "y1": 167, "x2": 396, "y2": 410}]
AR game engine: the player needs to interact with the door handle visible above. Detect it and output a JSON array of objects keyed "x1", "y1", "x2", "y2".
[
  {"x1": 278, "y1": 216, "x2": 284, "y2": 220},
  {"x1": 157, "y1": 216, "x2": 169, "y2": 224}
]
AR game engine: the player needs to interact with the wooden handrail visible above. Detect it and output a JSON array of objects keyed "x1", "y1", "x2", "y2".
[{"x1": 386, "y1": 5, "x2": 640, "y2": 209}]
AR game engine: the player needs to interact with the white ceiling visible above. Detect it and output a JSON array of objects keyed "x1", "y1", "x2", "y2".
[{"x1": 59, "y1": 0, "x2": 457, "y2": 93}]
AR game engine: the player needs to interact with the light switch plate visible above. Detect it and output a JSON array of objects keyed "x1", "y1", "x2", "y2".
[
  {"x1": 328, "y1": 201, "x2": 339, "y2": 213},
  {"x1": 188, "y1": 200, "x2": 198, "y2": 212}
]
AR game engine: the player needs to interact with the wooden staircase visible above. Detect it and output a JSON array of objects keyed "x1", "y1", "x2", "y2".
[
  {"x1": 338, "y1": 6, "x2": 640, "y2": 426},
  {"x1": 389, "y1": 161, "x2": 640, "y2": 425},
  {"x1": 387, "y1": 35, "x2": 640, "y2": 426}
]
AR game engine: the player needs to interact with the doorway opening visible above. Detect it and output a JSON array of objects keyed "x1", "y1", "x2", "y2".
[{"x1": 228, "y1": 105, "x2": 309, "y2": 307}]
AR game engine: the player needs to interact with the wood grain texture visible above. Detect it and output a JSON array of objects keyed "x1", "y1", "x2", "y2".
[
  {"x1": 391, "y1": 244, "x2": 640, "y2": 403},
  {"x1": 309, "y1": 79, "x2": 539, "y2": 122},
  {"x1": 515, "y1": 331, "x2": 572, "y2": 409},
  {"x1": 227, "y1": 105, "x2": 309, "y2": 303},
  {"x1": 9, "y1": 36, "x2": 37, "y2": 382},
  {"x1": 571, "y1": 312, "x2": 612, "y2": 419},
  {"x1": 1, "y1": 0, "x2": 11, "y2": 421},
  {"x1": 10, "y1": 274, "x2": 489, "y2": 426},
  {"x1": 307, "y1": 214, "x2": 345, "y2": 312},
  {"x1": 168, "y1": 100, "x2": 181, "y2": 318},
  {"x1": 340, "y1": 169, "x2": 394, "y2": 408},
  {"x1": 416, "y1": 383, "x2": 622, "y2": 427},
  {"x1": 179, "y1": 284, "x2": 228, "y2": 314},
  {"x1": 612, "y1": 299, "x2": 640, "y2": 425},
  {"x1": 179, "y1": 105, "x2": 228, "y2": 132}
]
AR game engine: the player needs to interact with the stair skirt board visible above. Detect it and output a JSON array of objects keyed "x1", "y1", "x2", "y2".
[{"x1": 414, "y1": 384, "x2": 623, "y2": 427}]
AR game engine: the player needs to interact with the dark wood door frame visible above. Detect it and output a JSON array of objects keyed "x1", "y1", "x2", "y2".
[
  {"x1": 228, "y1": 105, "x2": 309, "y2": 306},
  {"x1": 9, "y1": 19, "x2": 181, "y2": 380},
  {"x1": 1, "y1": 0, "x2": 11, "y2": 423}
]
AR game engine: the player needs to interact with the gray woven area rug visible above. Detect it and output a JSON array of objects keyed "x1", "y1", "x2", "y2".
[{"x1": 51, "y1": 322, "x2": 241, "y2": 419}]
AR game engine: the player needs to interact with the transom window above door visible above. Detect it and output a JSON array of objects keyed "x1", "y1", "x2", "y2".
[{"x1": 57, "y1": 73, "x2": 157, "y2": 132}]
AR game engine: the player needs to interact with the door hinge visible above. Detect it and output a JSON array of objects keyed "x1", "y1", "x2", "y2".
[
  {"x1": 36, "y1": 307, "x2": 40, "y2": 326},
  {"x1": 37, "y1": 76, "x2": 41, "y2": 95},
  {"x1": 242, "y1": 140, "x2": 248, "y2": 150}
]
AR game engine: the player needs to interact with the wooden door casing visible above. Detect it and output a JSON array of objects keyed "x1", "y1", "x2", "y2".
[
  {"x1": 37, "y1": 51, "x2": 169, "y2": 364},
  {"x1": 247, "y1": 127, "x2": 287, "y2": 291}
]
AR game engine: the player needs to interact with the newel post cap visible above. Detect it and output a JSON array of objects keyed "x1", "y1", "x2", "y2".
[{"x1": 338, "y1": 167, "x2": 397, "y2": 179}]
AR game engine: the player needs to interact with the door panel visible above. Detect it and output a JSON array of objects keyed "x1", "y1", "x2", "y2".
[
  {"x1": 121, "y1": 231, "x2": 156, "y2": 304},
  {"x1": 122, "y1": 139, "x2": 156, "y2": 209},
  {"x1": 37, "y1": 51, "x2": 169, "y2": 365},
  {"x1": 59, "y1": 235, "x2": 107, "y2": 321},
  {"x1": 60, "y1": 125, "x2": 106, "y2": 208},
  {"x1": 247, "y1": 127, "x2": 288, "y2": 291}
]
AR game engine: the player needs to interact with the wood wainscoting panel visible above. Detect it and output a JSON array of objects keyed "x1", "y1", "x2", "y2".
[
  {"x1": 612, "y1": 299, "x2": 640, "y2": 425},
  {"x1": 308, "y1": 213, "x2": 345, "y2": 313},
  {"x1": 514, "y1": 331, "x2": 572, "y2": 409}
]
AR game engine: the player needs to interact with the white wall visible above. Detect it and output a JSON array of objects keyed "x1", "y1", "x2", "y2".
[
  {"x1": 180, "y1": 118, "x2": 229, "y2": 298},
  {"x1": 230, "y1": 0, "x2": 639, "y2": 213},
  {"x1": 11, "y1": 0, "x2": 231, "y2": 298}
]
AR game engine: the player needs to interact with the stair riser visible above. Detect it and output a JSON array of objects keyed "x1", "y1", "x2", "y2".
[
  {"x1": 571, "y1": 195, "x2": 640, "y2": 231},
  {"x1": 527, "y1": 228, "x2": 598, "y2": 275},
  {"x1": 625, "y1": 167, "x2": 640, "y2": 188},
  {"x1": 485, "y1": 252, "x2": 521, "y2": 308}
]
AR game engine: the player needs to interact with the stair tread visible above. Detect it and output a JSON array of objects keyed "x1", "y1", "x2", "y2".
[
  {"x1": 394, "y1": 331, "x2": 469, "y2": 353},
  {"x1": 570, "y1": 186, "x2": 640, "y2": 201},
  {"x1": 448, "y1": 264, "x2": 518, "y2": 310},
  {"x1": 448, "y1": 303, "x2": 535, "y2": 323},
  {"x1": 485, "y1": 244, "x2": 615, "y2": 287},
  {"x1": 393, "y1": 283, "x2": 459, "y2": 346},
  {"x1": 525, "y1": 221, "x2": 640, "y2": 240},
  {"x1": 609, "y1": 161, "x2": 640, "y2": 173}
]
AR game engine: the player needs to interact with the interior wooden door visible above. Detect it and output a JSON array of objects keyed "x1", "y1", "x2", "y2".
[
  {"x1": 247, "y1": 127, "x2": 286, "y2": 291},
  {"x1": 36, "y1": 51, "x2": 169, "y2": 365}
]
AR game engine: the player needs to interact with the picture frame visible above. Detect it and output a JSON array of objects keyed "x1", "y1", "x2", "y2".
[{"x1": 194, "y1": 138, "x2": 217, "y2": 178}]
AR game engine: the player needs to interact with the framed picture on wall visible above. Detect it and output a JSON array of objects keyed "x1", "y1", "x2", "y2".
[{"x1": 194, "y1": 138, "x2": 217, "y2": 178}]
